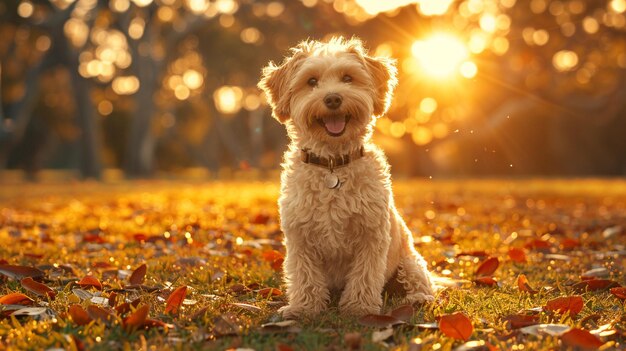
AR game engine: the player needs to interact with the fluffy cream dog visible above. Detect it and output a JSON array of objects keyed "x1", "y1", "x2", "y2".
[{"x1": 258, "y1": 37, "x2": 434, "y2": 318}]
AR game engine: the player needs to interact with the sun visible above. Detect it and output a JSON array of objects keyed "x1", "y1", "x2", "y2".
[{"x1": 411, "y1": 33, "x2": 471, "y2": 78}]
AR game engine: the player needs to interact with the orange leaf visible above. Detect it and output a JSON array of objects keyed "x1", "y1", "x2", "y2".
[
  {"x1": 69, "y1": 304, "x2": 93, "y2": 326},
  {"x1": 544, "y1": 296, "x2": 584, "y2": 317},
  {"x1": 262, "y1": 250, "x2": 284, "y2": 271},
  {"x1": 610, "y1": 287, "x2": 626, "y2": 300},
  {"x1": 560, "y1": 238, "x2": 581, "y2": 250},
  {"x1": 0, "y1": 264, "x2": 45, "y2": 280},
  {"x1": 561, "y1": 328, "x2": 604, "y2": 350},
  {"x1": 128, "y1": 264, "x2": 147, "y2": 285},
  {"x1": 165, "y1": 286, "x2": 187, "y2": 315},
  {"x1": 508, "y1": 248, "x2": 527, "y2": 263},
  {"x1": 475, "y1": 257, "x2": 499, "y2": 277},
  {"x1": 86, "y1": 305, "x2": 115, "y2": 324},
  {"x1": 474, "y1": 276, "x2": 498, "y2": 286},
  {"x1": 0, "y1": 292, "x2": 34, "y2": 305},
  {"x1": 517, "y1": 274, "x2": 538, "y2": 294},
  {"x1": 572, "y1": 279, "x2": 620, "y2": 293},
  {"x1": 116, "y1": 298, "x2": 141, "y2": 315},
  {"x1": 525, "y1": 239, "x2": 551, "y2": 251},
  {"x1": 257, "y1": 287, "x2": 283, "y2": 298},
  {"x1": 123, "y1": 304, "x2": 150, "y2": 332},
  {"x1": 439, "y1": 312, "x2": 473, "y2": 341},
  {"x1": 77, "y1": 275, "x2": 102, "y2": 290},
  {"x1": 21, "y1": 277, "x2": 56, "y2": 299},
  {"x1": 502, "y1": 314, "x2": 539, "y2": 329}
]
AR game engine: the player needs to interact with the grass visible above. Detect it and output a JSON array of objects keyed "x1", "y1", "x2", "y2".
[{"x1": 0, "y1": 179, "x2": 625, "y2": 350}]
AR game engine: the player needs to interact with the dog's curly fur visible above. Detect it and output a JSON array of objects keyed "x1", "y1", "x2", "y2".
[{"x1": 258, "y1": 37, "x2": 434, "y2": 318}]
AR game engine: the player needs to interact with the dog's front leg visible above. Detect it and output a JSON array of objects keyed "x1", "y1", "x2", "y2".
[
  {"x1": 339, "y1": 220, "x2": 390, "y2": 316},
  {"x1": 279, "y1": 246, "x2": 329, "y2": 319}
]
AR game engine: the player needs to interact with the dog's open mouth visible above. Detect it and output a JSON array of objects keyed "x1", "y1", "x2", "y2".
[{"x1": 316, "y1": 115, "x2": 351, "y2": 137}]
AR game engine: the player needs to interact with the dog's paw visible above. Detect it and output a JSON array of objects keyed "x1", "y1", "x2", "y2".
[
  {"x1": 338, "y1": 298, "x2": 381, "y2": 317},
  {"x1": 405, "y1": 292, "x2": 435, "y2": 305},
  {"x1": 278, "y1": 304, "x2": 322, "y2": 319}
]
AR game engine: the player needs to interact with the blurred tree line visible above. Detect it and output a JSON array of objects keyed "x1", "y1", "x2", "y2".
[{"x1": 0, "y1": 0, "x2": 625, "y2": 179}]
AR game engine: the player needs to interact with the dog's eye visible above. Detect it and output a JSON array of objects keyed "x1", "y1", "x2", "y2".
[
  {"x1": 307, "y1": 78, "x2": 318, "y2": 87},
  {"x1": 342, "y1": 75, "x2": 352, "y2": 83}
]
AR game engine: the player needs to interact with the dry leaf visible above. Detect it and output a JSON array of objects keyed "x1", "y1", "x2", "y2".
[
  {"x1": 544, "y1": 296, "x2": 584, "y2": 317},
  {"x1": 474, "y1": 276, "x2": 498, "y2": 286},
  {"x1": 508, "y1": 248, "x2": 527, "y2": 263},
  {"x1": 165, "y1": 286, "x2": 187, "y2": 315},
  {"x1": 128, "y1": 264, "x2": 147, "y2": 285},
  {"x1": 257, "y1": 287, "x2": 282, "y2": 298},
  {"x1": 69, "y1": 304, "x2": 92, "y2": 326},
  {"x1": 123, "y1": 304, "x2": 150, "y2": 332},
  {"x1": 561, "y1": 328, "x2": 604, "y2": 350},
  {"x1": 439, "y1": 312, "x2": 473, "y2": 341},
  {"x1": 390, "y1": 305, "x2": 414, "y2": 322},
  {"x1": 503, "y1": 314, "x2": 539, "y2": 329},
  {"x1": 21, "y1": 277, "x2": 56, "y2": 299},
  {"x1": 610, "y1": 287, "x2": 626, "y2": 300},
  {"x1": 0, "y1": 265, "x2": 45, "y2": 280},
  {"x1": 517, "y1": 274, "x2": 538, "y2": 294},
  {"x1": 572, "y1": 279, "x2": 620, "y2": 293},
  {"x1": 475, "y1": 257, "x2": 499, "y2": 277},
  {"x1": 77, "y1": 275, "x2": 103, "y2": 290},
  {"x1": 261, "y1": 250, "x2": 284, "y2": 271},
  {"x1": 86, "y1": 305, "x2": 115, "y2": 324},
  {"x1": 520, "y1": 323, "x2": 571, "y2": 336},
  {"x1": 0, "y1": 293, "x2": 34, "y2": 305}
]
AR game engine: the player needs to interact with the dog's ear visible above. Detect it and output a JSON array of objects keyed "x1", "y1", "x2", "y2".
[
  {"x1": 258, "y1": 52, "x2": 306, "y2": 124},
  {"x1": 365, "y1": 55, "x2": 398, "y2": 117}
]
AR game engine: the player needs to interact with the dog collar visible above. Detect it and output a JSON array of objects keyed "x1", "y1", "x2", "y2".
[{"x1": 300, "y1": 146, "x2": 365, "y2": 171}]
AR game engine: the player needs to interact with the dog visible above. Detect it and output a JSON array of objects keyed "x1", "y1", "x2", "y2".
[{"x1": 258, "y1": 37, "x2": 434, "y2": 318}]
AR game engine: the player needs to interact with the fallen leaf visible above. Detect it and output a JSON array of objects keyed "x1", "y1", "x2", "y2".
[
  {"x1": 11, "y1": 307, "x2": 48, "y2": 316},
  {"x1": 86, "y1": 305, "x2": 115, "y2": 324},
  {"x1": 116, "y1": 298, "x2": 141, "y2": 315},
  {"x1": 525, "y1": 239, "x2": 551, "y2": 251},
  {"x1": 165, "y1": 286, "x2": 187, "y2": 315},
  {"x1": 262, "y1": 250, "x2": 284, "y2": 271},
  {"x1": 358, "y1": 314, "x2": 404, "y2": 328},
  {"x1": 560, "y1": 238, "x2": 581, "y2": 250},
  {"x1": 544, "y1": 296, "x2": 584, "y2": 317},
  {"x1": 128, "y1": 264, "x2": 147, "y2": 285},
  {"x1": 474, "y1": 276, "x2": 498, "y2": 286},
  {"x1": 212, "y1": 313, "x2": 242, "y2": 337},
  {"x1": 123, "y1": 304, "x2": 150, "y2": 332},
  {"x1": 610, "y1": 287, "x2": 626, "y2": 300},
  {"x1": 508, "y1": 248, "x2": 527, "y2": 263},
  {"x1": 142, "y1": 319, "x2": 173, "y2": 330},
  {"x1": 475, "y1": 257, "x2": 499, "y2": 277},
  {"x1": 517, "y1": 274, "x2": 538, "y2": 294},
  {"x1": 572, "y1": 279, "x2": 620, "y2": 293},
  {"x1": 456, "y1": 250, "x2": 488, "y2": 258},
  {"x1": 439, "y1": 312, "x2": 473, "y2": 341},
  {"x1": 257, "y1": 287, "x2": 283, "y2": 298},
  {"x1": 0, "y1": 293, "x2": 34, "y2": 305},
  {"x1": 581, "y1": 267, "x2": 609, "y2": 280},
  {"x1": 72, "y1": 288, "x2": 94, "y2": 300},
  {"x1": 503, "y1": 314, "x2": 540, "y2": 329},
  {"x1": 21, "y1": 277, "x2": 56, "y2": 299},
  {"x1": 0, "y1": 265, "x2": 45, "y2": 280},
  {"x1": 69, "y1": 305, "x2": 93, "y2": 326},
  {"x1": 77, "y1": 276, "x2": 103, "y2": 290},
  {"x1": 561, "y1": 328, "x2": 604, "y2": 350},
  {"x1": 344, "y1": 332, "x2": 361, "y2": 350},
  {"x1": 520, "y1": 323, "x2": 571, "y2": 336},
  {"x1": 260, "y1": 320, "x2": 301, "y2": 334},
  {"x1": 390, "y1": 305, "x2": 414, "y2": 322},
  {"x1": 230, "y1": 302, "x2": 262, "y2": 313}
]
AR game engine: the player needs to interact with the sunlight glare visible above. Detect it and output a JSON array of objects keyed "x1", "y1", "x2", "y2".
[{"x1": 412, "y1": 34, "x2": 469, "y2": 78}]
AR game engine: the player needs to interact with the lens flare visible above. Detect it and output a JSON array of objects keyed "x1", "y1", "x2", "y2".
[{"x1": 412, "y1": 33, "x2": 469, "y2": 78}]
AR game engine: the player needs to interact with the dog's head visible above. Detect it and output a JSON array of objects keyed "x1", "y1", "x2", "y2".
[{"x1": 258, "y1": 37, "x2": 397, "y2": 146}]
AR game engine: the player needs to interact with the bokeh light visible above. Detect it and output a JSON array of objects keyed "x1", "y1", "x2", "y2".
[{"x1": 412, "y1": 34, "x2": 470, "y2": 78}]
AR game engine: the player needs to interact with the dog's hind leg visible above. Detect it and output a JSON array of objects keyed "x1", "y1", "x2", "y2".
[{"x1": 396, "y1": 251, "x2": 435, "y2": 304}]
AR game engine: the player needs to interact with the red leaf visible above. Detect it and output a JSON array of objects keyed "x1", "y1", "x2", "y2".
[
  {"x1": 0, "y1": 293, "x2": 34, "y2": 305},
  {"x1": 165, "y1": 286, "x2": 187, "y2": 315},
  {"x1": 525, "y1": 239, "x2": 551, "y2": 251},
  {"x1": 0, "y1": 265, "x2": 45, "y2": 280},
  {"x1": 475, "y1": 257, "x2": 499, "y2": 277},
  {"x1": 20, "y1": 277, "x2": 56, "y2": 299},
  {"x1": 262, "y1": 250, "x2": 284, "y2": 271},
  {"x1": 390, "y1": 305, "x2": 414, "y2": 322},
  {"x1": 503, "y1": 314, "x2": 539, "y2": 329},
  {"x1": 123, "y1": 304, "x2": 150, "y2": 332},
  {"x1": 128, "y1": 264, "x2": 147, "y2": 285},
  {"x1": 560, "y1": 238, "x2": 581, "y2": 250},
  {"x1": 86, "y1": 305, "x2": 115, "y2": 324},
  {"x1": 561, "y1": 328, "x2": 604, "y2": 350},
  {"x1": 116, "y1": 298, "x2": 141, "y2": 315},
  {"x1": 474, "y1": 276, "x2": 498, "y2": 286},
  {"x1": 508, "y1": 248, "x2": 527, "y2": 263},
  {"x1": 251, "y1": 213, "x2": 270, "y2": 225},
  {"x1": 108, "y1": 292, "x2": 118, "y2": 308},
  {"x1": 517, "y1": 274, "x2": 538, "y2": 294},
  {"x1": 142, "y1": 319, "x2": 171, "y2": 330},
  {"x1": 544, "y1": 296, "x2": 584, "y2": 317},
  {"x1": 572, "y1": 279, "x2": 620, "y2": 293},
  {"x1": 257, "y1": 287, "x2": 283, "y2": 298},
  {"x1": 610, "y1": 287, "x2": 626, "y2": 300},
  {"x1": 358, "y1": 314, "x2": 403, "y2": 327},
  {"x1": 77, "y1": 275, "x2": 102, "y2": 290},
  {"x1": 69, "y1": 305, "x2": 93, "y2": 326},
  {"x1": 439, "y1": 312, "x2": 473, "y2": 341}
]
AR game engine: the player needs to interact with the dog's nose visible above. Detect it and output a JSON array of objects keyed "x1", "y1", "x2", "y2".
[{"x1": 324, "y1": 93, "x2": 342, "y2": 110}]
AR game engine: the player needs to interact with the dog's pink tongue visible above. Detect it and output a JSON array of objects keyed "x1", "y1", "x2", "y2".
[{"x1": 323, "y1": 116, "x2": 346, "y2": 134}]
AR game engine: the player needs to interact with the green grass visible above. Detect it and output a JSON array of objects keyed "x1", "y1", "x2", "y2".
[{"x1": 0, "y1": 179, "x2": 625, "y2": 350}]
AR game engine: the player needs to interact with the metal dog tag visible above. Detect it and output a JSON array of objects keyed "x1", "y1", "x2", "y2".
[{"x1": 324, "y1": 173, "x2": 340, "y2": 189}]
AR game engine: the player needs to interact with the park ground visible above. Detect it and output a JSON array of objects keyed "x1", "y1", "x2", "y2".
[{"x1": 0, "y1": 179, "x2": 625, "y2": 350}]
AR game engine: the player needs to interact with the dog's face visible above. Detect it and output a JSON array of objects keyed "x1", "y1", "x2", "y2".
[{"x1": 259, "y1": 38, "x2": 397, "y2": 147}]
